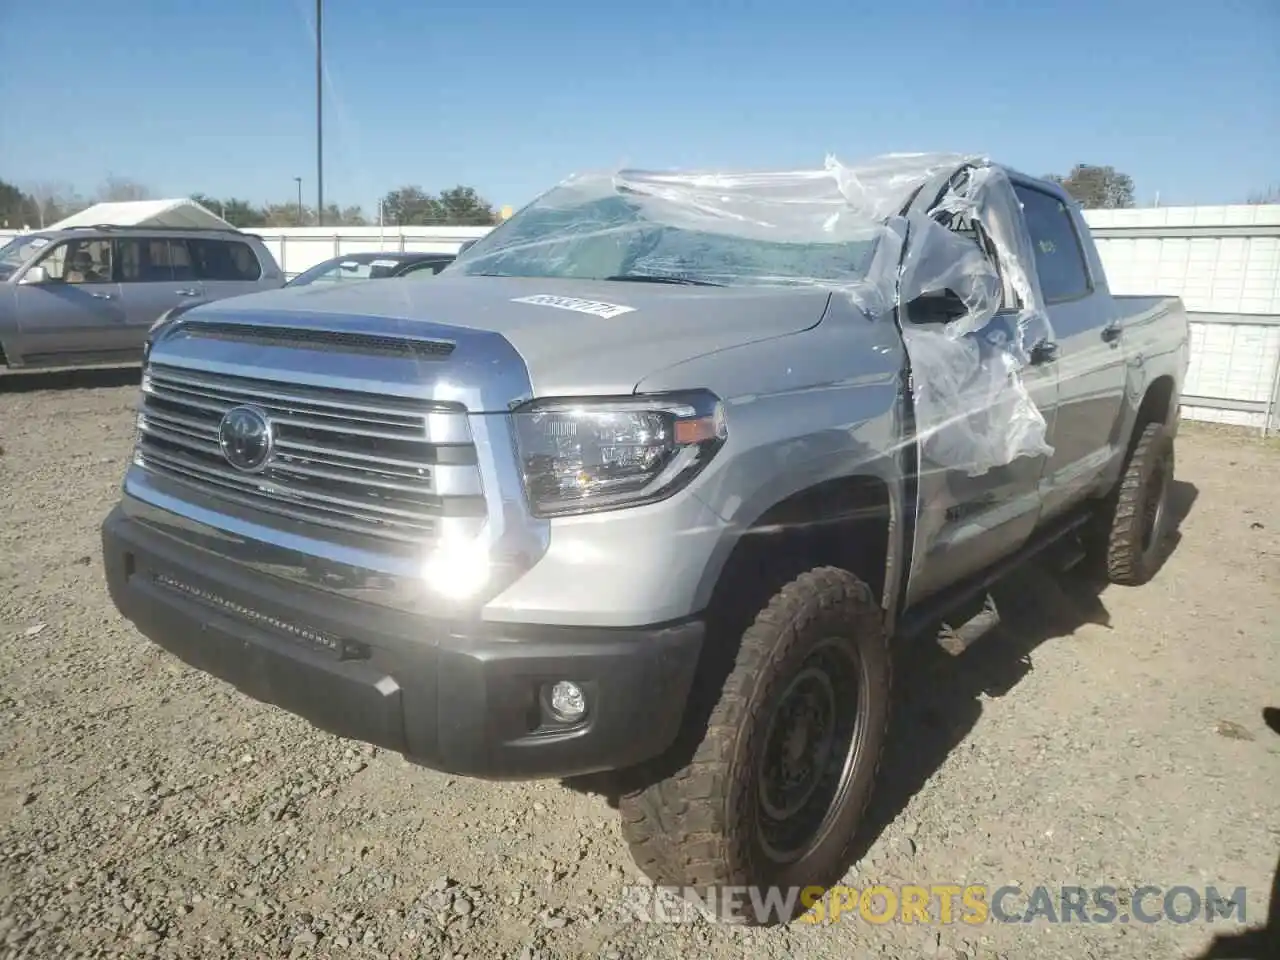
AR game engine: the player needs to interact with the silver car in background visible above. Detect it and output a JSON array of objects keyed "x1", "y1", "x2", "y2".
[{"x1": 0, "y1": 225, "x2": 284, "y2": 372}]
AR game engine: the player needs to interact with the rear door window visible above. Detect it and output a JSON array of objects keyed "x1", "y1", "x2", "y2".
[
  {"x1": 189, "y1": 238, "x2": 263, "y2": 281},
  {"x1": 120, "y1": 239, "x2": 198, "y2": 282},
  {"x1": 1013, "y1": 184, "x2": 1092, "y2": 303},
  {"x1": 115, "y1": 238, "x2": 170, "y2": 283}
]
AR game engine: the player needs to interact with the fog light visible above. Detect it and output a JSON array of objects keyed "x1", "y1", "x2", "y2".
[{"x1": 548, "y1": 681, "x2": 587, "y2": 723}]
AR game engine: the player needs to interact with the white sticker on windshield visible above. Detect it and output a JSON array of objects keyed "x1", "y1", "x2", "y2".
[{"x1": 511, "y1": 294, "x2": 635, "y2": 319}]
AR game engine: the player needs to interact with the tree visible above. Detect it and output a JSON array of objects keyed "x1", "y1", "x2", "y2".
[
  {"x1": 1046, "y1": 164, "x2": 1135, "y2": 209},
  {"x1": 23, "y1": 181, "x2": 89, "y2": 227},
  {"x1": 378, "y1": 186, "x2": 494, "y2": 225},
  {"x1": 97, "y1": 175, "x2": 152, "y2": 203},
  {"x1": 260, "y1": 202, "x2": 311, "y2": 227},
  {"x1": 189, "y1": 195, "x2": 265, "y2": 228},
  {"x1": 380, "y1": 186, "x2": 445, "y2": 225},
  {"x1": 323, "y1": 204, "x2": 367, "y2": 226},
  {"x1": 1244, "y1": 185, "x2": 1280, "y2": 205},
  {"x1": 186, "y1": 196, "x2": 366, "y2": 228},
  {"x1": 0, "y1": 178, "x2": 36, "y2": 229},
  {"x1": 437, "y1": 185, "x2": 495, "y2": 225},
  {"x1": 340, "y1": 205, "x2": 367, "y2": 226}
]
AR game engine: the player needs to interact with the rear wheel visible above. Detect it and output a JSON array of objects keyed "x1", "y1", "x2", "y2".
[
  {"x1": 617, "y1": 566, "x2": 891, "y2": 924},
  {"x1": 1095, "y1": 421, "x2": 1175, "y2": 585}
]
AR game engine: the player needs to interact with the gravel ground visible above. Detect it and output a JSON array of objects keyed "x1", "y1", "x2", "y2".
[{"x1": 2, "y1": 371, "x2": 1278, "y2": 960}]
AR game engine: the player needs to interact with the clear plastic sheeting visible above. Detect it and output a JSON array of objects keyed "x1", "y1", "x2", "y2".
[
  {"x1": 895, "y1": 163, "x2": 1056, "y2": 475},
  {"x1": 454, "y1": 152, "x2": 1056, "y2": 476}
]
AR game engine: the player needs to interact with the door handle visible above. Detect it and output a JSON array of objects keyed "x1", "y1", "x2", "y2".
[
  {"x1": 90, "y1": 292, "x2": 114, "y2": 300},
  {"x1": 1101, "y1": 322, "x2": 1122, "y2": 343},
  {"x1": 176, "y1": 288, "x2": 200, "y2": 297},
  {"x1": 1029, "y1": 340, "x2": 1059, "y2": 365}
]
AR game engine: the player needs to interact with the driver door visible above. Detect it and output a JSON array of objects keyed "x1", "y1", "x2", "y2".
[
  {"x1": 902, "y1": 182, "x2": 1061, "y2": 607},
  {"x1": 11, "y1": 237, "x2": 127, "y2": 367}
]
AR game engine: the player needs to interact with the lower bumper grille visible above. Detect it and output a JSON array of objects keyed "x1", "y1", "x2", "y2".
[{"x1": 153, "y1": 572, "x2": 369, "y2": 660}]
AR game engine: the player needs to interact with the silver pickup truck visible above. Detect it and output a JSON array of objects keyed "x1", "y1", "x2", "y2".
[{"x1": 100, "y1": 154, "x2": 1189, "y2": 919}]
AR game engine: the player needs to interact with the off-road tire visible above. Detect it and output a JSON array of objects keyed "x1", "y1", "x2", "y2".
[
  {"x1": 617, "y1": 566, "x2": 891, "y2": 925},
  {"x1": 1098, "y1": 421, "x2": 1175, "y2": 586}
]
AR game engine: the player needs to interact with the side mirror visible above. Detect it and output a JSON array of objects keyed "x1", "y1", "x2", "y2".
[
  {"x1": 457, "y1": 239, "x2": 478, "y2": 254},
  {"x1": 907, "y1": 288, "x2": 971, "y2": 324},
  {"x1": 19, "y1": 265, "x2": 48, "y2": 285}
]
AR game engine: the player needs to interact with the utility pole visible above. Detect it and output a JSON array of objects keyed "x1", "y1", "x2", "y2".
[
  {"x1": 294, "y1": 177, "x2": 303, "y2": 225},
  {"x1": 315, "y1": 0, "x2": 324, "y2": 227}
]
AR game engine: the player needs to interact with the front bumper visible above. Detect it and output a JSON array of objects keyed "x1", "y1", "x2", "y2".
[{"x1": 101, "y1": 506, "x2": 704, "y2": 780}]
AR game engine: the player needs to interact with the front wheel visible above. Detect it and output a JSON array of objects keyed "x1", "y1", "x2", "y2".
[{"x1": 618, "y1": 566, "x2": 892, "y2": 924}]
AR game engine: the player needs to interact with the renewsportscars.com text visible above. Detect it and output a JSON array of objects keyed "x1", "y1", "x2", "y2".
[{"x1": 616, "y1": 883, "x2": 1250, "y2": 926}]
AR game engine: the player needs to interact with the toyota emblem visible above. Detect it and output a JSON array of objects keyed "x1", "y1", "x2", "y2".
[{"x1": 218, "y1": 405, "x2": 274, "y2": 473}]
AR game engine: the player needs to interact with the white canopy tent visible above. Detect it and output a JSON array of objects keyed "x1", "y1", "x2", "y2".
[{"x1": 49, "y1": 198, "x2": 234, "y2": 230}]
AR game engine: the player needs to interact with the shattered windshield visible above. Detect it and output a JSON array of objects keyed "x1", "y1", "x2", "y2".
[{"x1": 451, "y1": 190, "x2": 880, "y2": 288}]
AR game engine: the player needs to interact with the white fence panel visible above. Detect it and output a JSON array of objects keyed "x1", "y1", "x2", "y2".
[{"x1": 1085, "y1": 206, "x2": 1280, "y2": 432}]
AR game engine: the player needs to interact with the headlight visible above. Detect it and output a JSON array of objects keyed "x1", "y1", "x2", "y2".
[{"x1": 511, "y1": 391, "x2": 726, "y2": 517}]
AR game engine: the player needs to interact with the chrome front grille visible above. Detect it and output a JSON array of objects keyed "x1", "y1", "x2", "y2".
[{"x1": 135, "y1": 363, "x2": 484, "y2": 544}]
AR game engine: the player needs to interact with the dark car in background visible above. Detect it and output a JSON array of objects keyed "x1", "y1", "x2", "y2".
[{"x1": 285, "y1": 251, "x2": 456, "y2": 287}]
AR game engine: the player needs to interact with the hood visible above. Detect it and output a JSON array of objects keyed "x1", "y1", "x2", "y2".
[{"x1": 180, "y1": 274, "x2": 835, "y2": 397}]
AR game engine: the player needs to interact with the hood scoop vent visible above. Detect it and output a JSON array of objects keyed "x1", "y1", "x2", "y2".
[{"x1": 180, "y1": 321, "x2": 456, "y2": 360}]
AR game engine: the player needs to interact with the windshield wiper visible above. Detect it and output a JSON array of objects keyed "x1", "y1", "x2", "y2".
[{"x1": 602, "y1": 274, "x2": 723, "y2": 287}]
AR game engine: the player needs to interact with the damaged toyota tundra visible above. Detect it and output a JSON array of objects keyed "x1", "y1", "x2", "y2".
[{"x1": 101, "y1": 153, "x2": 1190, "y2": 921}]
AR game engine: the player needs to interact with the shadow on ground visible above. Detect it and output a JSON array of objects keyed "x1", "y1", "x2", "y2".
[
  {"x1": 1182, "y1": 706, "x2": 1280, "y2": 959},
  {"x1": 848, "y1": 482, "x2": 1200, "y2": 868},
  {"x1": 566, "y1": 480, "x2": 1200, "y2": 925},
  {"x1": 0, "y1": 365, "x2": 141, "y2": 394}
]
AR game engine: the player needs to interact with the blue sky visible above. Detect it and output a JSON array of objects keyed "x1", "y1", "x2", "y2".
[{"x1": 1, "y1": 0, "x2": 1276, "y2": 214}]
